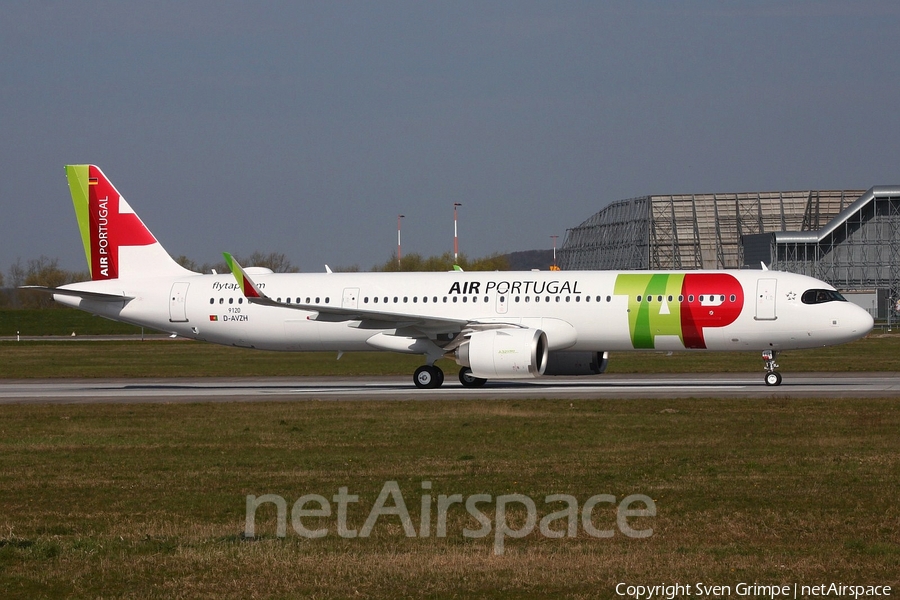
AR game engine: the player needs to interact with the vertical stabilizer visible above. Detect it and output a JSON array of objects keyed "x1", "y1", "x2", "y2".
[{"x1": 66, "y1": 165, "x2": 194, "y2": 280}]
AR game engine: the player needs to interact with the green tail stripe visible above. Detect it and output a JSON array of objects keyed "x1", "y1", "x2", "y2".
[
  {"x1": 66, "y1": 165, "x2": 92, "y2": 277},
  {"x1": 222, "y1": 253, "x2": 244, "y2": 294}
]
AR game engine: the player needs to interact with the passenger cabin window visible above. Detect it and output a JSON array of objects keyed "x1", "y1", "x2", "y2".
[{"x1": 802, "y1": 289, "x2": 847, "y2": 304}]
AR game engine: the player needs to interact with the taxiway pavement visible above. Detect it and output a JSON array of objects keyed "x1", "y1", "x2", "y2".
[{"x1": 0, "y1": 372, "x2": 898, "y2": 403}]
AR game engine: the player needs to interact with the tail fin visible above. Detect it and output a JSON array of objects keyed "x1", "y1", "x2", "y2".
[{"x1": 66, "y1": 165, "x2": 194, "y2": 280}]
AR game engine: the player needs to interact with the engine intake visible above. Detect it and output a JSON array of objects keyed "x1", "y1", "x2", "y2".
[{"x1": 456, "y1": 328, "x2": 549, "y2": 379}]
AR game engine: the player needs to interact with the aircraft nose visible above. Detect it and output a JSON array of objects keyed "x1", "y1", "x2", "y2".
[
  {"x1": 859, "y1": 308, "x2": 875, "y2": 334},
  {"x1": 846, "y1": 305, "x2": 875, "y2": 338}
]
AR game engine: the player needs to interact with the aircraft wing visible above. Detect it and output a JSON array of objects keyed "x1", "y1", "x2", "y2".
[
  {"x1": 223, "y1": 253, "x2": 469, "y2": 330},
  {"x1": 20, "y1": 286, "x2": 134, "y2": 302}
]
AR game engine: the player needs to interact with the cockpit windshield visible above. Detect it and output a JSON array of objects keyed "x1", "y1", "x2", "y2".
[{"x1": 801, "y1": 289, "x2": 847, "y2": 305}]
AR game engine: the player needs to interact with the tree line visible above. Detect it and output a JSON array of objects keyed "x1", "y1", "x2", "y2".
[{"x1": 0, "y1": 251, "x2": 512, "y2": 309}]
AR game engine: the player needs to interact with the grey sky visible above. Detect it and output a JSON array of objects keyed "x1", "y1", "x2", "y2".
[{"x1": 2, "y1": 1, "x2": 899, "y2": 273}]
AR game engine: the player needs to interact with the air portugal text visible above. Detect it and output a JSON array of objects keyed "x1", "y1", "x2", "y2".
[
  {"x1": 448, "y1": 280, "x2": 581, "y2": 295},
  {"x1": 94, "y1": 194, "x2": 112, "y2": 277}
]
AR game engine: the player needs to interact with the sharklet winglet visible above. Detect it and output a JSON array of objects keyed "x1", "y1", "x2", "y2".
[{"x1": 223, "y1": 252, "x2": 266, "y2": 300}]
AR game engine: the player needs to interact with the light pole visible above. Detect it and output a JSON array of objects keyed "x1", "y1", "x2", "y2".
[
  {"x1": 550, "y1": 235, "x2": 559, "y2": 270},
  {"x1": 453, "y1": 203, "x2": 462, "y2": 263},
  {"x1": 397, "y1": 214, "x2": 405, "y2": 269}
]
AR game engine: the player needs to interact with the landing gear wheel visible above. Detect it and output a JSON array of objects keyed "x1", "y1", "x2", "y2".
[
  {"x1": 459, "y1": 367, "x2": 487, "y2": 388},
  {"x1": 414, "y1": 365, "x2": 444, "y2": 389},
  {"x1": 761, "y1": 350, "x2": 782, "y2": 387}
]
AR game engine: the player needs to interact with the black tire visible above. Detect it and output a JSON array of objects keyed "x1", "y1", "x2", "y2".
[
  {"x1": 414, "y1": 365, "x2": 443, "y2": 389},
  {"x1": 764, "y1": 371, "x2": 782, "y2": 386},
  {"x1": 459, "y1": 367, "x2": 487, "y2": 388}
]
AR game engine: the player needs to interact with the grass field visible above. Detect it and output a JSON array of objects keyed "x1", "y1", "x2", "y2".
[
  {"x1": 0, "y1": 308, "x2": 149, "y2": 337},
  {"x1": 1, "y1": 334, "x2": 898, "y2": 598},
  {"x1": 0, "y1": 398, "x2": 897, "y2": 598}
]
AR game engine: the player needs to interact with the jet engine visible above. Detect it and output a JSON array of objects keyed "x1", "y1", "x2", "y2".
[
  {"x1": 544, "y1": 351, "x2": 609, "y2": 376},
  {"x1": 455, "y1": 328, "x2": 549, "y2": 379}
]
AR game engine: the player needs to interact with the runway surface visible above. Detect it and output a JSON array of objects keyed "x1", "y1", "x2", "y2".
[{"x1": 1, "y1": 372, "x2": 898, "y2": 403}]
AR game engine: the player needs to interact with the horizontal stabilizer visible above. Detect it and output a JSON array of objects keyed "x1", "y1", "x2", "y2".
[{"x1": 21, "y1": 286, "x2": 133, "y2": 302}]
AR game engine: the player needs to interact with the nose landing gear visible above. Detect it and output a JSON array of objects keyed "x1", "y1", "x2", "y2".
[{"x1": 762, "y1": 350, "x2": 782, "y2": 386}]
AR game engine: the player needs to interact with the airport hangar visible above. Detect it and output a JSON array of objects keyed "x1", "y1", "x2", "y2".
[{"x1": 557, "y1": 186, "x2": 900, "y2": 320}]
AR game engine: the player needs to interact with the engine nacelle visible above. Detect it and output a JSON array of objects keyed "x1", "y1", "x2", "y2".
[
  {"x1": 456, "y1": 328, "x2": 549, "y2": 379},
  {"x1": 544, "y1": 351, "x2": 609, "y2": 376}
]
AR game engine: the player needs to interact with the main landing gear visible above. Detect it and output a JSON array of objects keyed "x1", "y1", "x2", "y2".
[
  {"x1": 414, "y1": 365, "x2": 444, "y2": 389},
  {"x1": 762, "y1": 350, "x2": 782, "y2": 386},
  {"x1": 413, "y1": 365, "x2": 488, "y2": 389},
  {"x1": 458, "y1": 367, "x2": 487, "y2": 388}
]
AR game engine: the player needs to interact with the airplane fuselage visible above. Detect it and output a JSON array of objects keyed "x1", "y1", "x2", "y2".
[{"x1": 56, "y1": 268, "x2": 873, "y2": 355}]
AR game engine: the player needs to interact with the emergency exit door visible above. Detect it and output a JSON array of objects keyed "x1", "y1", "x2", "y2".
[
  {"x1": 755, "y1": 278, "x2": 777, "y2": 320},
  {"x1": 342, "y1": 288, "x2": 360, "y2": 310},
  {"x1": 169, "y1": 282, "x2": 190, "y2": 323}
]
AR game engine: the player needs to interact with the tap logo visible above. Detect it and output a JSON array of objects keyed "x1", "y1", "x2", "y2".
[{"x1": 614, "y1": 273, "x2": 744, "y2": 349}]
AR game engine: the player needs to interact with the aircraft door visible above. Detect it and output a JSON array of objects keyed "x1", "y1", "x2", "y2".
[
  {"x1": 169, "y1": 282, "x2": 190, "y2": 323},
  {"x1": 755, "y1": 278, "x2": 777, "y2": 320},
  {"x1": 342, "y1": 288, "x2": 359, "y2": 309}
]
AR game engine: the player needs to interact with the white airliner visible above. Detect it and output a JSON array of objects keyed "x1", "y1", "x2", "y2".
[{"x1": 33, "y1": 165, "x2": 874, "y2": 388}]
